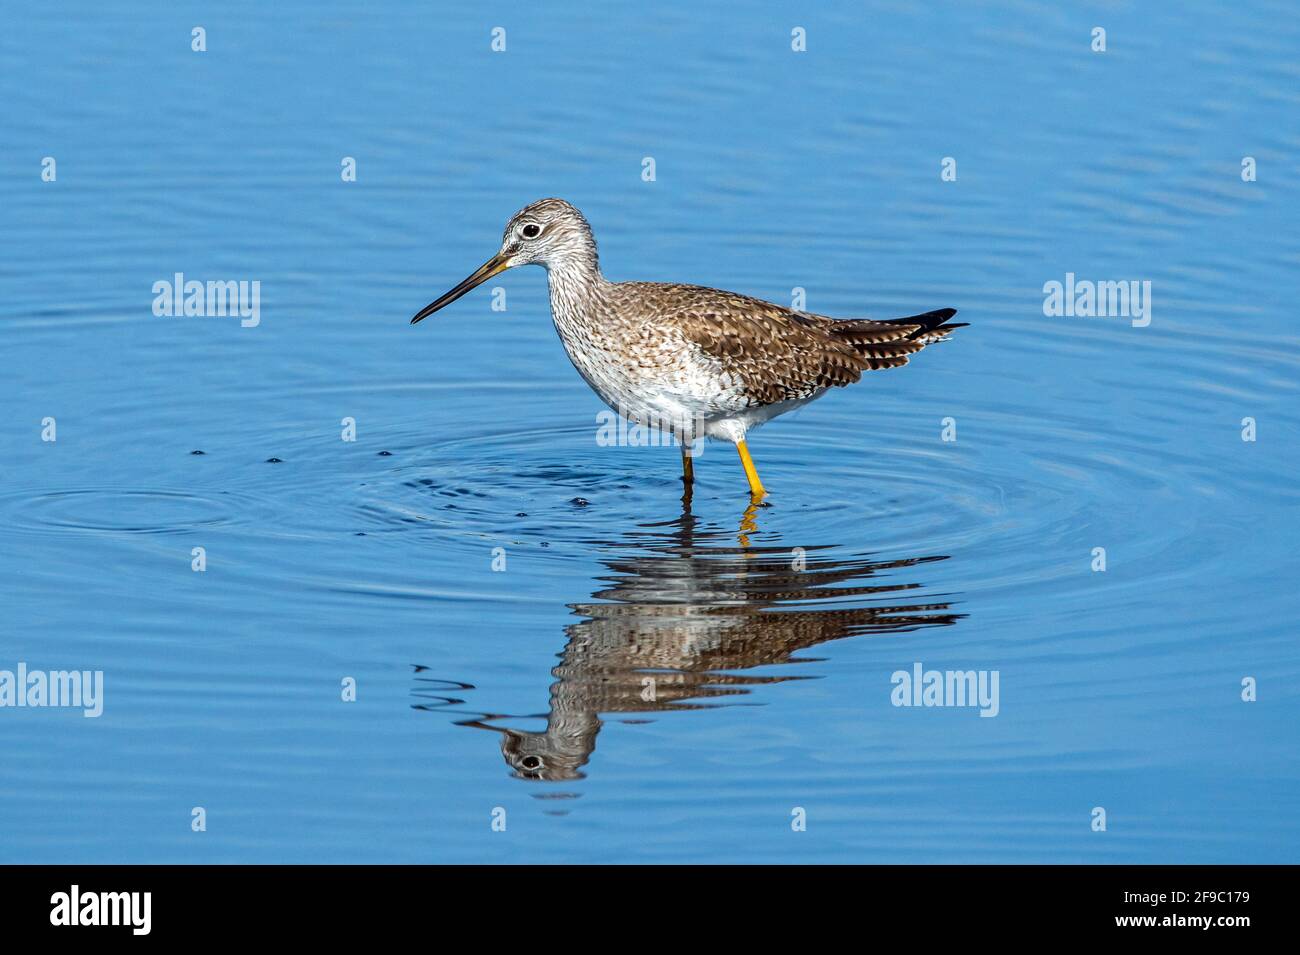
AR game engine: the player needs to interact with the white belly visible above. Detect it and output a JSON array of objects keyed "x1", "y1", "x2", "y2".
[{"x1": 559, "y1": 335, "x2": 825, "y2": 442}]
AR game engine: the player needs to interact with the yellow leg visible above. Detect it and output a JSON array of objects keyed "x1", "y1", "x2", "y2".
[{"x1": 735, "y1": 440, "x2": 767, "y2": 498}]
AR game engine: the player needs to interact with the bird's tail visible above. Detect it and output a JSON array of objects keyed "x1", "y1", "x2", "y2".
[
  {"x1": 816, "y1": 307, "x2": 965, "y2": 370},
  {"x1": 882, "y1": 307, "x2": 967, "y2": 344}
]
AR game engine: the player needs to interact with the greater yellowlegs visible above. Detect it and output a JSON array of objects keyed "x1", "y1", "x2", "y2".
[{"x1": 410, "y1": 198, "x2": 964, "y2": 498}]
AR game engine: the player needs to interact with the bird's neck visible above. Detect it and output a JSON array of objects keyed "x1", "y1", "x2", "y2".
[{"x1": 545, "y1": 254, "x2": 606, "y2": 337}]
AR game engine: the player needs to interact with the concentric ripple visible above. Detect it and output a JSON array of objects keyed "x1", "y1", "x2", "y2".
[{"x1": 0, "y1": 488, "x2": 253, "y2": 536}]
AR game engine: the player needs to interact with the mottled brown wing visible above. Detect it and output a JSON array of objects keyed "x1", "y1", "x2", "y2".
[{"x1": 627, "y1": 284, "x2": 956, "y2": 404}]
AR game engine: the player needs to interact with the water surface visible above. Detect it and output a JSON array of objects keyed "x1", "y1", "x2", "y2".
[{"x1": 1, "y1": 1, "x2": 1297, "y2": 863}]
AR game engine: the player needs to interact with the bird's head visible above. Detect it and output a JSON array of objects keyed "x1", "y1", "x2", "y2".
[{"x1": 410, "y1": 198, "x2": 598, "y2": 324}]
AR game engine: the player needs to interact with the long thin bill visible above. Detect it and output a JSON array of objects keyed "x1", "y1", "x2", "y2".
[{"x1": 410, "y1": 254, "x2": 508, "y2": 324}]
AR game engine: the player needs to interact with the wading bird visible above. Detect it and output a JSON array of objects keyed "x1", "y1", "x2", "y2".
[{"x1": 411, "y1": 199, "x2": 963, "y2": 499}]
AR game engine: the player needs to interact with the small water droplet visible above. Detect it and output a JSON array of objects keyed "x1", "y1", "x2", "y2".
[
  {"x1": 515, "y1": 512, "x2": 528, "y2": 517},
  {"x1": 540, "y1": 541, "x2": 550, "y2": 547},
  {"x1": 377, "y1": 450, "x2": 393, "y2": 456},
  {"x1": 190, "y1": 450, "x2": 206, "y2": 456},
  {"x1": 266, "y1": 457, "x2": 284, "y2": 464},
  {"x1": 569, "y1": 497, "x2": 590, "y2": 507}
]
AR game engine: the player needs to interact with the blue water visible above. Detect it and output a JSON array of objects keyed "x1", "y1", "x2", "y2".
[{"x1": 2, "y1": 1, "x2": 1298, "y2": 863}]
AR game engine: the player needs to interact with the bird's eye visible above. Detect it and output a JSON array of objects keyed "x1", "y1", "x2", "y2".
[
  {"x1": 520, "y1": 755, "x2": 543, "y2": 770},
  {"x1": 521, "y1": 224, "x2": 541, "y2": 239}
]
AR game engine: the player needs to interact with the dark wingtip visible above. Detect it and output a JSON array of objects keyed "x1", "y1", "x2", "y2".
[{"x1": 884, "y1": 307, "x2": 960, "y2": 332}]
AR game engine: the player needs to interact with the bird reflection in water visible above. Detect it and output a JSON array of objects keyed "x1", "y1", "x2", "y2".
[{"x1": 413, "y1": 500, "x2": 963, "y2": 782}]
